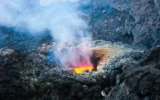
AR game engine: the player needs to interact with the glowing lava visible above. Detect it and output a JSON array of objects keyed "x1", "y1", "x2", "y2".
[{"x1": 73, "y1": 63, "x2": 94, "y2": 74}]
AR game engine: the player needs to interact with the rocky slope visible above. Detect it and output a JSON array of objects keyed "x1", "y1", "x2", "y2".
[
  {"x1": 0, "y1": 0, "x2": 160, "y2": 100},
  {"x1": 0, "y1": 45, "x2": 160, "y2": 100},
  {"x1": 81, "y1": 0, "x2": 160, "y2": 48}
]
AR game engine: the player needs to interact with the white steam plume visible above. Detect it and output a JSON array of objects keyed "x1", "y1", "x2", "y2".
[
  {"x1": 0, "y1": 0, "x2": 89, "y2": 43},
  {"x1": 0, "y1": 0, "x2": 92, "y2": 69}
]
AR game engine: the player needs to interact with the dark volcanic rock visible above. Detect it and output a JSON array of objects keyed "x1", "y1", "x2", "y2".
[
  {"x1": 82, "y1": 0, "x2": 160, "y2": 48},
  {"x1": 0, "y1": 45, "x2": 160, "y2": 100},
  {"x1": 141, "y1": 46, "x2": 160, "y2": 65},
  {"x1": 0, "y1": 26, "x2": 52, "y2": 53},
  {"x1": 0, "y1": 48, "x2": 50, "y2": 100},
  {"x1": 105, "y1": 46, "x2": 160, "y2": 100},
  {"x1": 0, "y1": 0, "x2": 160, "y2": 100}
]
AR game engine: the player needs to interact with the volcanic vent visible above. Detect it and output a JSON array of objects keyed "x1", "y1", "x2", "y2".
[
  {"x1": 53, "y1": 44, "x2": 113, "y2": 74},
  {"x1": 68, "y1": 48, "x2": 110, "y2": 74}
]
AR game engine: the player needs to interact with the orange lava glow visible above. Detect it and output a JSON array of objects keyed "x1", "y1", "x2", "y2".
[{"x1": 74, "y1": 63, "x2": 94, "y2": 74}]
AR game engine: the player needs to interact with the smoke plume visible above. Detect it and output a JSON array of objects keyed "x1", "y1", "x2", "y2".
[
  {"x1": 0, "y1": 0, "x2": 92, "y2": 69},
  {"x1": 0, "y1": 0, "x2": 89, "y2": 42}
]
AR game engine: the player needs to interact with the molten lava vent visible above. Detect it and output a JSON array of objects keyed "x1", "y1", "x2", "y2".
[
  {"x1": 73, "y1": 63, "x2": 93, "y2": 74},
  {"x1": 73, "y1": 48, "x2": 111, "y2": 74},
  {"x1": 58, "y1": 47, "x2": 112, "y2": 74},
  {"x1": 62, "y1": 47, "x2": 94, "y2": 74}
]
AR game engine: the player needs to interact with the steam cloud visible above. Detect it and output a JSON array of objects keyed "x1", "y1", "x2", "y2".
[
  {"x1": 0, "y1": 0, "x2": 89, "y2": 42},
  {"x1": 0, "y1": 0, "x2": 92, "y2": 69}
]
